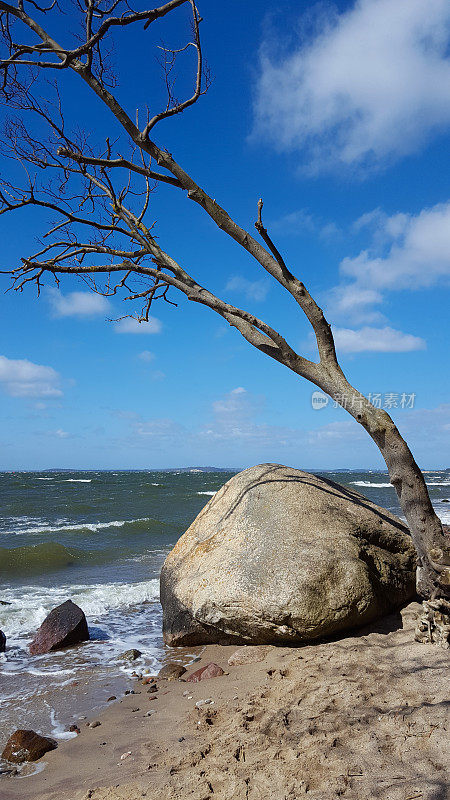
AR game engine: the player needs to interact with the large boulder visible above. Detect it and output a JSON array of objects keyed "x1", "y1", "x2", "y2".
[
  {"x1": 29, "y1": 600, "x2": 89, "y2": 655},
  {"x1": 0, "y1": 630, "x2": 5, "y2": 652},
  {"x1": 161, "y1": 464, "x2": 417, "y2": 646},
  {"x1": 2, "y1": 730, "x2": 57, "y2": 763}
]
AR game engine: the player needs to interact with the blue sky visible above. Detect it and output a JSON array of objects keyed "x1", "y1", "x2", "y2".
[{"x1": 1, "y1": 0, "x2": 449, "y2": 470}]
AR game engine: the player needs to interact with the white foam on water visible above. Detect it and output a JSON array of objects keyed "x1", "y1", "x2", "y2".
[
  {"x1": 28, "y1": 668, "x2": 78, "y2": 678},
  {"x1": 151, "y1": 483, "x2": 161, "y2": 486},
  {"x1": 37, "y1": 477, "x2": 53, "y2": 481},
  {"x1": 197, "y1": 491, "x2": 216, "y2": 496},
  {"x1": 2, "y1": 516, "x2": 150, "y2": 536},
  {"x1": 352, "y1": 477, "x2": 450, "y2": 489},
  {"x1": 48, "y1": 706, "x2": 78, "y2": 740},
  {"x1": 15, "y1": 761, "x2": 47, "y2": 779},
  {"x1": 351, "y1": 481, "x2": 393, "y2": 488},
  {"x1": 62, "y1": 479, "x2": 92, "y2": 483},
  {"x1": 0, "y1": 579, "x2": 160, "y2": 640}
]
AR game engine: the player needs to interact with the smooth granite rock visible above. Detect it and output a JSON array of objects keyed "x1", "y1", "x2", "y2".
[{"x1": 161, "y1": 464, "x2": 417, "y2": 646}]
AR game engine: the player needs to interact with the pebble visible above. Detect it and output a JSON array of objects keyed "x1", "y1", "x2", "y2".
[
  {"x1": 107, "y1": 695, "x2": 116, "y2": 702},
  {"x1": 118, "y1": 649, "x2": 142, "y2": 662},
  {"x1": 195, "y1": 698, "x2": 214, "y2": 708},
  {"x1": 145, "y1": 710, "x2": 156, "y2": 716},
  {"x1": 131, "y1": 707, "x2": 140, "y2": 712},
  {"x1": 68, "y1": 724, "x2": 80, "y2": 734},
  {"x1": 89, "y1": 721, "x2": 101, "y2": 728},
  {"x1": 157, "y1": 663, "x2": 187, "y2": 681},
  {"x1": 120, "y1": 751, "x2": 132, "y2": 760}
]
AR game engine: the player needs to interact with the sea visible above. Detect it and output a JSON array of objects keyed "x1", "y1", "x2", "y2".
[{"x1": 1, "y1": 467, "x2": 449, "y2": 760}]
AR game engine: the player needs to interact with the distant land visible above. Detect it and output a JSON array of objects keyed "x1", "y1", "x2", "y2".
[{"x1": 40, "y1": 466, "x2": 240, "y2": 473}]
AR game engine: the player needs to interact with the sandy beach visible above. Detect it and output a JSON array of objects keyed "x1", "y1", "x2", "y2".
[{"x1": 1, "y1": 600, "x2": 448, "y2": 800}]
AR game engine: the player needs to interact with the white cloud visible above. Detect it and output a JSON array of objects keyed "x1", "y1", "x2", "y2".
[
  {"x1": 342, "y1": 202, "x2": 450, "y2": 290},
  {"x1": 0, "y1": 355, "x2": 63, "y2": 397},
  {"x1": 225, "y1": 276, "x2": 270, "y2": 302},
  {"x1": 135, "y1": 418, "x2": 185, "y2": 442},
  {"x1": 54, "y1": 428, "x2": 70, "y2": 439},
  {"x1": 270, "y1": 209, "x2": 315, "y2": 234},
  {"x1": 124, "y1": 387, "x2": 370, "y2": 462},
  {"x1": 269, "y1": 208, "x2": 340, "y2": 239},
  {"x1": 329, "y1": 201, "x2": 450, "y2": 323},
  {"x1": 327, "y1": 285, "x2": 384, "y2": 324},
  {"x1": 394, "y1": 404, "x2": 450, "y2": 454},
  {"x1": 333, "y1": 326, "x2": 426, "y2": 354},
  {"x1": 307, "y1": 420, "x2": 365, "y2": 444},
  {"x1": 114, "y1": 317, "x2": 162, "y2": 334},
  {"x1": 114, "y1": 387, "x2": 450, "y2": 467},
  {"x1": 48, "y1": 288, "x2": 111, "y2": 318},
  {"x1": 137, "y1": 350, "x2": 155, "y2": 362},
  {"x1": 253, "y1": 0, "x2": 450, "y2": 171},
  {"x1": 150, "y1": 370, "x2": 166, "y2": 381}
]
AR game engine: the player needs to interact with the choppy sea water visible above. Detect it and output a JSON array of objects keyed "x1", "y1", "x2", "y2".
[{"x1": 0, "y1": 467, "x2": 449, "y2": 756}]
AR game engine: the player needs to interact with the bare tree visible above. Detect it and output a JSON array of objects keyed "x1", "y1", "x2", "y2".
[{"x1": 0, "y1": 0, "x2": 448, "y2": 645}]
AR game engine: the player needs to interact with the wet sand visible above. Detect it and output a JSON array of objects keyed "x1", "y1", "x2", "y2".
[{"x1": 1, "y1": 601, "x2": 448, "y2": 800}]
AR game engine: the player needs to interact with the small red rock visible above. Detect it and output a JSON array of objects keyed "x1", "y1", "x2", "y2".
[
  {"x1": 186, "y1": 662, "x2": 225, "y2": 682},
  {"x1": 68, "y1": 724, "x2": 80, "y2": 734},
  {"x1": 2, "y1": 730, "x2": 57, "y2": 763}
]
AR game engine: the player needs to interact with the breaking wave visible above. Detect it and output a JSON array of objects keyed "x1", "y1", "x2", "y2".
[{"x1": 351, "y1": 481, "x2": 393, "y2": 488}]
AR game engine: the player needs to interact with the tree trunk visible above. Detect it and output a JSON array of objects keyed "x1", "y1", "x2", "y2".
[{"x1": 312, "y1": 369, "x2": 450, "y2": 647}]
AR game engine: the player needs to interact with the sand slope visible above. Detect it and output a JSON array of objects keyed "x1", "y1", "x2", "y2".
[{"x1": 2, "y1": 602, "x2": 448, "y2": 800}]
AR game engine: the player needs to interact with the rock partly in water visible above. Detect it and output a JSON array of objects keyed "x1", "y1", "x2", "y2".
[
  {"x1": 186, "y1": 662, "x2": 225, "y2": 682},
  {"x1": 157, "y1": 663, "x2": 187, "y2": 680},
  {"x1": 160, "y1": 464, "x2": 417, "y2": 646},
  {"x1": 228, "y1": 645, "x2": 273, "y2": 666},
  {"x1": 2, "y1": 730, "x2": 57, "y2": 763},
  {"x1": 29, "y1": 600, "x2": 89, "y2": 655},
  {"x1": 118, "y1": 648, "x2": 142, "y2": 662},
  {"x1": 68, "y1": 725, "x2": 80, "y2": 734},
  {"x1": 0, "y1": 630, "x2": 5, "y2": 652}
]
